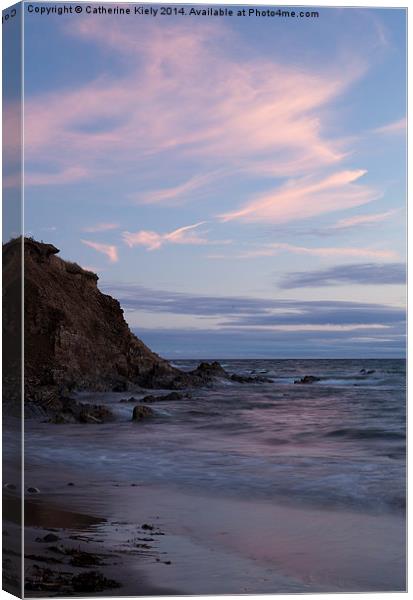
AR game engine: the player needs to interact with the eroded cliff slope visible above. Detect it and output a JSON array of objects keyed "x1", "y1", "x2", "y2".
[{"x1": 3, "y1": 238, "x2": 178, "y2": 407}]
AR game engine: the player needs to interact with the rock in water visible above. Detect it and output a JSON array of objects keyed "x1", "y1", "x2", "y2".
[
  {"x1": 132, "y1": 405, "x2": 154, "y2": 421},
  {"x1": 170, "y1": 361, "x2": 230, "y2": 388},
  {"x1": 139, "y1": 391, "x2": 186, "y2": 403},
  {"x1": 3, "y1": 237, "x2": 179, "y2": 410},
  {"x1": 294, "y1": 375, "x2": 321, "y2": 384},
  {"x1": 193, "y1": 361, "x2": 228, "y2": 378}
]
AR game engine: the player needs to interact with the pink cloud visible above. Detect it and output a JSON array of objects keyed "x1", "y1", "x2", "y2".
[
  {"x1": 332, "y1": 209, "x2": 400, "y2": 229},
  {"x1": 22, "y1": 19, "x2": 389, "y2": 241},
  {"x1": 122, "y1": 222, "x2": 210, "y2": 251},
  {"x1": 266, "y1": 243, "x2": 398, "y2": 260},
  {"x1": 373, "y1": 118, "x2": 406, "y2": 135},
  {"x1": 81, "y1": 239, "x2": 118, "y2": 263},
  {"x1": 24, "y1": 20, "x2": 365, "y2": 195},
  {"x1": 218, "y1": 170, "x2": 379, "y2": 224},
  {"x1": 209, "y1": 242, "x2": 397, "y2": 261},
  {"x1": 3, "y1": 101, "x2": 21, "y2": 164},
  {"x1": 133, "y1": 172, "x2": 220, "y2": 205}
]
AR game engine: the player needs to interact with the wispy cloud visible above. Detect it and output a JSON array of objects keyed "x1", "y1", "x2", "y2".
[
  {"x1": 132, "y1": 172, "x2": 220, "y2": 205},
  {"x1": 82, "y1": 222, "x2": 120, "y2": 233},
  {"x1": 209, "y1": 242, "x2": 397, "y2": 261},
  {"x1": 24, "y1": 19, "x2": 365, "y2": 196},
  {"x1": 81, "y1": 239, "x2": 118, "y2": 263},
  {"x1": 331, "y1": 209, "x2": 400, "y2": 230},
  {"x1": 373, "y1": 117, "x2": 406, "y2": 135},
  {"x1": 122, "y1": 222, "x2": 212, "y2": 251},
  {"x1": 218, "y1": 170, "x2": 379, "y2": 224},
  {"x1": 23, "y1": 19, "x2": 393, "y2": 245},
  {"x1": 279, "y1": 262, "x2": 406, "y2": 289},
  {"x1": 269, "y1": 243, "x2": 397, "y2": 260}
]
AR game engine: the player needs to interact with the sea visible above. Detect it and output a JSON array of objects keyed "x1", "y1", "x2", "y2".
[{"x1": 23, "y1": 358, "x2": 406, "y2": 516}]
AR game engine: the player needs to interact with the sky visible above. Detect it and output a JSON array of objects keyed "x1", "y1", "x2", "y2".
[{"x1": 6, "y1": 2, "x2": 407, "y2": 358}]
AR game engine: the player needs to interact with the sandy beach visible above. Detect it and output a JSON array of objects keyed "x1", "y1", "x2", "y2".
[{"x1": 5, "y1": 459, "x2": 405, "y2": 596}]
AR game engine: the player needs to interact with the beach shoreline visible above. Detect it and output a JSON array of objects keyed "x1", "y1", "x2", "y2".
[{"x1": 8, "y1": 465, "x2": 406, "y2": 596}]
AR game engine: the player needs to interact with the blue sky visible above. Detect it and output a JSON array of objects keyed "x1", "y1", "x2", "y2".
[{"x1": 9, "y1": 3, "x2": 406, "y2": 357}]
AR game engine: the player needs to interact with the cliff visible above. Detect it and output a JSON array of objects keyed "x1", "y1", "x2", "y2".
[{"x1": 3, "y1": 238, "x2": 179, "y2": 409}]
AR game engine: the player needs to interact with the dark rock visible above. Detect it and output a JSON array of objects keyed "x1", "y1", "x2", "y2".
[
  {"x1": 68, "y1": 549, "x2": 103, "y2": 567},
  {"x1": 163, "y1": 391, "x2": 185, "y2": 401},
  {"x1": 230, "y1": 374, "x2": 272, "y2": 384},
  {"x1": 170, "y1": 362, "x2": 272, "y2": 387},
  {"x1": 112, "y1": 381, "x2": 127, "y2": 392},
  {"x1": 24, "y1": 553, "x2": 63, "y2": 564},
  {"x1": 71, "y1": 571, "x2": 120, "y2": 592},
  {"x1": 194, "y1": 361, "x2": 228, "y2": 377},
  {"x1": 132, "y1": 406, "x2": 154, "y2": 422},
  {"x1": 139, "y1": 395, "x2": 158, "y2": 403},
  {"x1": 141, "y1": 523, "x2": 154, "y2": 530},
  {"x1": 49, "y1": 399, "x2": 114, "y2": 424},
  {"x1": 137, "y1": 362, "x2": 182, "y2": 389},
  {"x1": 49, "y1": 412, "x2": 77, "y2": 424},
  {"x1": 78, "y1": 404, "x2": 113, "y2": 424},
  {"x1": 140, "y1": 391, "x2": 186, "y2": 403},
  {"x1": 294, "y1": 375, "x2": 321, "y2": 385},
  {"x1": 27, "y1": 487, "x2": 40, "y2": 494},
  {"x1": 35, "y1": 533, "x2": 60, "y2": 543},
  {"x1": 119, "y1": 396, "x2": 139, "y2": 403},
  {"x1": 25, "y1": 566, "x2": 66, "y2": 592},
  {"x1": 46, "y1": 545, "x2": 66, "y2": 554},
  {"x1": 43, "y1": 533, "x2": 59, "y2": 543},
  {"x1": 230, "y1": 374, "x2": 253, "y2": 383},
  {"x1": 168, "y1": 361, "x2": 230, "y2": 389}
]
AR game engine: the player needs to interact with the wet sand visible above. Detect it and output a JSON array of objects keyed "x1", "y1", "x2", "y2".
[
  {"x1": 5, "y1": 464, "x2": 406, "y2": 595},
  {"x1": 5, "y1": 492, "x2": 179, "y2": 596}
]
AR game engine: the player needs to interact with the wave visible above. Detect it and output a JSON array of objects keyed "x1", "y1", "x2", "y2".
[{"x1": 326, "y1": 427, "x2": 405, "y2": 441}]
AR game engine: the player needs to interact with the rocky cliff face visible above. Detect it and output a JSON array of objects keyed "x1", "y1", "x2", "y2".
[{"x1": 3, "y1": 238, "x2": 179, "y2": 408}]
